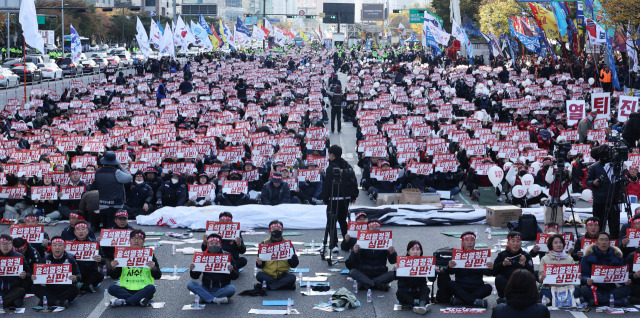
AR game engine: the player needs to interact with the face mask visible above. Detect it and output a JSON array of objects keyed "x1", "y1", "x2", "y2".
[
  {"x1": 44, "y1": 134, "x2": 51, "y2": 138},
  {"x1": 271, "y1": 230, "x2": 282, "y2": 239},
  {"x1": 9, "y1": 134, "x2": 14, "y2": 137},
  {"x1": 208, "y1": 246, "x2": 222, "y2": 254},
  {"x1": 135, "y1": 180, "x2": 144, "y2": 185},
  {"x1": 171, "y1": 178, "x2": 179, "y2": 184}
]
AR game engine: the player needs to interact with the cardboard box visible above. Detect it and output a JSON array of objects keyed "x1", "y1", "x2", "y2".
[
  {"x1": 486, "y1": 205, "x2": 522, "y2": 227},
  {"x1": 544, "y1": 205, "x2": 564, "y2": 224},
  {"x1": 420, "y1": 193, "x2": 440, "y2": 204},
  {"x1": 376, "y1": 193, "x2": 402, "y2": 206}
]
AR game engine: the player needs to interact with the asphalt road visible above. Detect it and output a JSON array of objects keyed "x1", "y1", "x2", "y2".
[{"x1": 0, "y1": 71, "x2": 625, "y2": 317}]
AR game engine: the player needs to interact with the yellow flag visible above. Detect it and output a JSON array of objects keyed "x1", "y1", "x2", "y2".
[
  {"x1": 218, "y1": 21, "x2": 227, "y2": 44},
  {"x1": 209, "y1": 25, "x2": 222, "y2": 50},
  {"x1": 300, "y1": 30, "x2": 308, "y2": 42},
  {"x1": 529, "y1": 3, "x2": 567, "y2": 41}
]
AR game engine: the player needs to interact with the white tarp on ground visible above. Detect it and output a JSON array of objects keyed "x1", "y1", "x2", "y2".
[{"x1": 135, "y1": 204, "x2": 634, "y2": 230}]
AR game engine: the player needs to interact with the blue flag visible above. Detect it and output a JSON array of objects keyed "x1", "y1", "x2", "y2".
[
  {"x1": 422, "y1": 20, "x2": 442, "y2": 56},
  {"x1": 69, "y1": 24, "x2": 82, "y2": 64},
  {"x1": 236, "y1": 17, "x2": 251, "y2": 38},
  {"x1": 462, "y1": 15, "x2": 483, "y2": 38},
  {"x1": 199, "y1": 14, "x2": 213, "y2": 36},
  {"x1": 509, "y1": 18, "x2": 539, "y2": 53},
  {"x1": 156, "y1": 20, "x2": 164, "y2": 34},
  {"x1": 551, "y1": 2, "x2": 568, "y2": 38},
  {"x1": 605, "y1": 32, "x2": 621, "y2": 91}
]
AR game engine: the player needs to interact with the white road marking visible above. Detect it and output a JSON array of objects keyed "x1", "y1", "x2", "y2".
[
  {"x1": 569, "y1": 311, "x2": 588, "y2": 318},
  {"x1": 87, "y1": 289, "x2": 110, "y2": 318}
]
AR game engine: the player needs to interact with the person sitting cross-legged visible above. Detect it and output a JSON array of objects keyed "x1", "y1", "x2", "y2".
[
  {"x1": 255, "y1": 220, "x2": 299, "y2": 290},
  {"x1": 188, "y1": 233, "x2": 239, "y2": 305},
  {"x1": 107, "y1": 229, "x2": 161, "y2": 307},
  {"x1": 346, "y1": 219, "x2": 397, "y2": 291}
]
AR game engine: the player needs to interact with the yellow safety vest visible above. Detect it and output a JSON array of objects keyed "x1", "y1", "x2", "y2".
[{"x1": 119, "y1": 267, "x2": 154, "y2": 291}]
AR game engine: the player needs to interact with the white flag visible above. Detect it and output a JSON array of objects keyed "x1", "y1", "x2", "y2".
[
  {"x1": 235, "y1": 25, "x2": 250, "y2": 47},
  {"x1": 171, "y1": 21, "x2": 182, "y2": 48},
  {"x1": 190, "y1": 21, "x2": 212, "y2": 49},
  {"x1": 161, "y1": 22, "x2": 175, "y2": 58},
  {"x1": 176, "y1": 16, "x2": 196, "y2": 47},
  {"x1": 135, "y1": 17, "x2": 151, "y2": 57},
  {"x1": 19, "y1": 0, "x2": 44, "y2": 53},
  {"x1": 274, "y1": 27, "x2": 286, "y2": 46},
  {"x1": 149, "y1": 19, "x2": 163, "y2": 49},
  {"x1": 252, "y1": 25, "x2": 266, "y2": 41},
  {"x1": 264, "y1": 19, "x2": 273, "y2": 35},
  {"x1": 424, "y1": 15, "x2": 450, "y2": 46},
  {"x1": 222, "y1": 23, "x2": 236, "y2": 48}
]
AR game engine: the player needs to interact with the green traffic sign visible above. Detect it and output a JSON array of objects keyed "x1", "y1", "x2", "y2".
[{"x1": 37, "y1": 15, "x2": 45, "y2": 25}]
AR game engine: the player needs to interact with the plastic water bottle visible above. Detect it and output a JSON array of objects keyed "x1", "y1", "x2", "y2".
[
  {"x1": 287, "y1": 298, "x2": 292, "y2": 313},
  {"x1": 610, "y1": 293, "x2": 615, "y2": 307},
  {"x1": 173, "y1": 265, "x2": 177, "y2": 277},
  {"x1": 367, "y1": 289, "x2": 372, "y2": 303},
  {"x1": 353, "y1": 279, "x2": 358, "y2": 293},
  {"x1": 298, "y1": 272, "x2": 303, "y2": 282},
  {"x1": 541, "y1": 295, "x2": 549, "y2": 306},
  {"x1": 486, "y1": 227, "x2": 492, "y2": 240},
  {"x1": 306, "y1": 278, "x2": 311, "y2": 294},
  {"x1": 194, "y1": 294, "x2": 200, "y2": 307},
  {"x1": 262, "y1": 280, "x2": 267, "y2": 290},
  {"x1": 43, "y1": 296, "x2": 48, "y2": 308},
  {"x1": 172, "y1": 244, "x2": 176, "y2": 255},
  {"x1": 310, "y1": 240, "x2": 315, "y2": 250}
]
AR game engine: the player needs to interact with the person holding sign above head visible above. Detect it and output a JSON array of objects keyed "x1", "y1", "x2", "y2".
[
  {"x1": 71, "y1": 221, "x2": 105, "y2": 293},
  {"x1": 201, "y1": 212, "x2": 247, "y2": 269},
  {"x1": 439, "y1": 231, "x2": 493, "y2": 308},
  {"x1": 394, "y1": 240, "x2": 433, "y2": 315},
  {"x1": 579, "y1": 231, "x2": 632, "y2": 307},
  {"x1": 346, "y1": 219, "x2": 397, "y2": 291},
  {"x1": 189, "y1": 233, "x2": 239, "y2": 304},
  {"x1": 619, "y1": 215, "x2": 640, "y2": 258},
  {"x1": 0, "y1": 234, "x2": 28, "y2": 308},
  {"x1": 107, "y1": 229, "x2": 161, "y2": 307},
  {"x1": 493, "y1": 231, "x2": 534, "y2": 304},
  {"x1": 31, "y1": 236, "x2": 80, "y2": 308},
  {"x1": 492, "y1": 269, "x2": 550, "y2": 318},
  {"x1": 538, "y1": 234, "x2": 580, "y2": 304},
  {"x1": 572, "y1": 217, "x2": 602, "y2": 261},
  {"x1": 255, "y1": 220, "x2": 299, "y2": 291}
]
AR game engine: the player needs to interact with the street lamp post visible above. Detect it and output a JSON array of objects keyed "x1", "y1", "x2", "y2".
[{"x1": 61, "y1": 0, "x2": 65, "y2": 57}]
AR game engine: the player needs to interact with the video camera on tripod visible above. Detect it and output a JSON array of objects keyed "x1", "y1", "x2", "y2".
[{"x1": 553, "y1": 142, "x2": 572, "y2": 182}]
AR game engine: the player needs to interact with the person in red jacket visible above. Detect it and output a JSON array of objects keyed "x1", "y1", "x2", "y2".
[
  {"x1": 536, "y1": 129, "x2": 552, "y2": 150},
  {"x1": 626, "y1": 166, "x2": 640, "y2": 198}
]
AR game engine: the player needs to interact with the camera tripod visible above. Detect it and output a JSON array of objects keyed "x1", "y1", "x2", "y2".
[
  {"x1": 547, "y1": 160, "x2": 580, "y2": 239},
  {"x1": 321, "y1": 169, "x2": 350, "y2": 266},
  {"x1": 601, "y1": 160, "x2": 632, "y2": 238}
]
